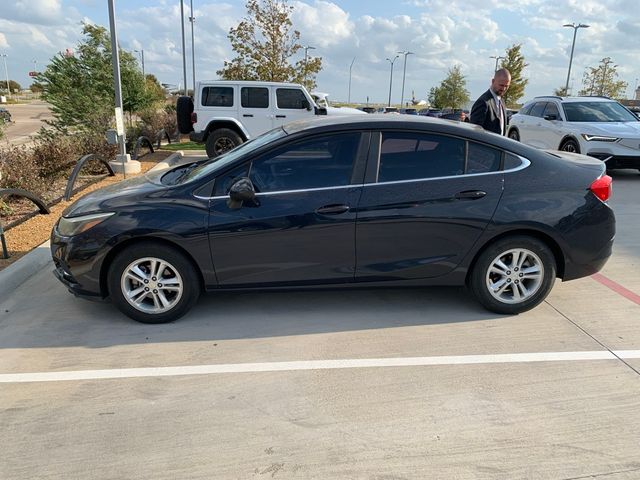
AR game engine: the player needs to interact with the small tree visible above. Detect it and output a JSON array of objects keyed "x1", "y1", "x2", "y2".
[
  {"x1": 554, "y1": 86, "x2": 569, "y2": 96},
  {"x1": 0, "y1": 80, "x2": 21, "y2": 93},
  {"x1": 578, "y1": 57, "x2": 627, "y2": 99},
  {"x1": 500, "y1": 44, "x2": 529, "y2": 108},
  {"x1": 432, "y1": 65, "x2": 469, "y2": 110},
  {"x1": 217, "y1": 0, "x2": 323, "y2": 90}
]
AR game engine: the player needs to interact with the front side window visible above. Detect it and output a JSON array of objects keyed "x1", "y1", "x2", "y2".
[
  {"x1": 276, "y1": 88, "x2": 308, "y2": 109},
  {"x1": 201, "y1": 87, "x2": 234, "y2": 107},
  {"x1": 241, "y1": 87, "x2": 269, "y2": 108},
  {"x1": 543, "y1": 102, "x2": 561, "y2": 119},
  {"x1": 529, "y1": 102, "x2": 546, "y2": 118},
  {"x1": 378, "y1": 132, "x2": 465, "y2": 182},
  {"x1": 249, "y1": 133, "x2": 360, "y2": 192}
]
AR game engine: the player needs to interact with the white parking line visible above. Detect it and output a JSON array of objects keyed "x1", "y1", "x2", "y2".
[{"x1": 2, "y1": 350, "x2": 639, "y2": 384}]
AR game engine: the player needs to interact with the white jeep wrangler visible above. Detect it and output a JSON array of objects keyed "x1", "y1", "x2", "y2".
[{"x1": 177, "y1": 80, "x2": 326, "y2": 157}]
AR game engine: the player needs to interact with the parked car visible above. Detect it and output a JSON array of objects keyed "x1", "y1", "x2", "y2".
[
  {"x1": 51, "y1": 115, "x2": 615, "y2": 324},
  {"x1": 418, "y1": 108, "x2": 442, "y2": 117},
  {"x1": 311, "y1": 92, "x2": 367, "y2": 116},
  {"x1": 440, "y1": 111, "x2": 469, "y2": 122},
  {"x1": 176, "y1": 80, "x2": 326, "y2": 158},
  {"x1": 0, "y1": 106, "x2": 11, "y2": 124},
  {"x1": 359, "y1": 107, "x2": 377, "y2": 114},
  {"x1": 399, "y1": 108, "x2": 418, "y2": 115},
  {"x1": 508, "y1": 96, "x2": 640, "y2": 171}
]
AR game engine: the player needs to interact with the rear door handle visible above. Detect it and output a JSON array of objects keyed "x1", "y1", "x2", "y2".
[
  {"x1": 243, "y1": 114, "x2": 254, "y2": 117},
  {"x1": 316, "y1": 204, "x2": 350, "y2": 215},
  {"x1": 275, "y1": 115, "x2": 286, "y2": 118},
  {"x1": 455, "y1": 190, "x2": 487, "y2": 200}
]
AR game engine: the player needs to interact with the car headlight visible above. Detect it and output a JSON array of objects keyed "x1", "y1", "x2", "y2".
[
  {"x1": 57, "y1": 212, "x2": 115, "y2": 237},
  {"x1": 581, "y1": 134, "x2": 619, "y2": 142}
]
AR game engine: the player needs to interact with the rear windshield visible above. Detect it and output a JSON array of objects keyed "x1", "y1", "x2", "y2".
[{"x1": 563, "y1": 101, "x2": 638, "y2": 122}]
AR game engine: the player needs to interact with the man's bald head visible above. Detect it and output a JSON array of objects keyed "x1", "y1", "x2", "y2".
[{"x1": 491, "y1": 68, "x2": 511, "y2": 96}]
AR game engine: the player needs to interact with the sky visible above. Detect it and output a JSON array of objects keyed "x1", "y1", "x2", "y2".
[{"x1": 1, "y1": 0, "x2": 639, "y2": 105}]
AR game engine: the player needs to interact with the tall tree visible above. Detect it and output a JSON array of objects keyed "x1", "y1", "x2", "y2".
[
  {"x1": 217, "y1": 0, "x2": 322, "y2": 90},
  {"x1": 432, "y1": 65, "x2": 469, "y2": 110},
  {"x1": 37, "y1": 23, "x2": 164, "y2": 134},
  {"x1": 499, "y1": 44, "x2": 529, "y2": 108},
  {"x1": 578, "y1": 57, "x2": 627, "y2": 99}
]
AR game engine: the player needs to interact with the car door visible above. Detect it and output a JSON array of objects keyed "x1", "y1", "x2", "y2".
[
  {"x1": 272, "y1": 87, "x2": 314, "y2": 127},
  {"x1": 238, "y1": 86, "x2": 273, "y2": 137},
  {"x1": 355, "y1": 131, "x2": 504, "y2": 280},
  {"x1": 208, "y1": 131, "x2": 368, "y2": 286},
  {"x1": 522, "y1": 102, "x2": 549, "y2": 148},
  {"x1": 538, "y1": 102, "x2": 565, "y2": 149}
]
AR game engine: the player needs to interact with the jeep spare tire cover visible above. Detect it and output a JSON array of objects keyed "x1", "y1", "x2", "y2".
[{"x1": 176, "y1": 96, "x2": 194, "y2": 134}]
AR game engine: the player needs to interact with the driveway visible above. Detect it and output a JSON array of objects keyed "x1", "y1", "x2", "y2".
[
  {"x1": 1, "y1": 101, "x2": 53, "y2": 145},
  {"x1": 1, "y1": 169, "x2": 639, "y2": 479}
]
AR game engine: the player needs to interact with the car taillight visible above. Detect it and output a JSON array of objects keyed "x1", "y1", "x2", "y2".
[
  {"x1": 590, "y1": 175, "x2": 612, "y2": 202},
  {"x1": 190, "y1": 112, "x2": 197, "y2": 124}
]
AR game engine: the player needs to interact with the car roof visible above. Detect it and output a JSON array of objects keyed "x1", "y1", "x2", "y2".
[
  {"x1": 531, "y1": 96, "x2": 615, "y2": 103},
  {"x1": 197, "y1": 80, "x2": 303, "y2": 88}
]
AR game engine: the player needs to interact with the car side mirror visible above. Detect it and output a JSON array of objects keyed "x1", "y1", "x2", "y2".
[
  {"x1": 544, "y1": 114, "x2": 558, "y2": 121},
  {"x1": 301, "y1": 99, "x2": 312, "y2": 111},
  {"x1": 314, "y1": 106, "x2": 327, "y2": 116},
  {"x1": 228, "y1": 177, "x2": 256, "y2": 209}
]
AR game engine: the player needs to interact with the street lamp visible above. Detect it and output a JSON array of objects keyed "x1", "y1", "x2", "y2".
[
  {"x1": 134, "y1": 49, "x2": 145, "y2": 78},
  {"x1": 398, "y1": 50, "x2": 414, "y2": 107},
  {"x1": 303, "y1": 45, "x2": 316, "y2": 86},
  {"x1": 563, "y1": 22, "x2": 589, "y2": 94},
  {"x1": 180, "y1": 0, "x2": 188, "y2": 95},
  {"x1": 386, "y1": 55, "x2": 399, "y2": 107},
  {"x1": 489, "y1": 55, "x2": 504, "y2": 72},
  {"x1": 348, "y1": 57, "x2": 356, "y2": 103},
  {"x1": 189, "y1": 0, "x2": 196, "y2": 93},
  {"x1": 1, "y1": 54, "x2": 10, "y2": 96}
]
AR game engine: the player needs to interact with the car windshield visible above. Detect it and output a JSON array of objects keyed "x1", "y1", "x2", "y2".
[
  {"x1": 177, "y1": 127, "x2": 288, "y2": 184},
  {"x1": 562, "y1": 101, "x2": 638, "y2": 122}
]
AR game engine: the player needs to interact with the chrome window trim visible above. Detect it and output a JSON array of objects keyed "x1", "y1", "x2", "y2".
[{"x1": 193, "y1": 155, "x2": 530, "y2": 200}]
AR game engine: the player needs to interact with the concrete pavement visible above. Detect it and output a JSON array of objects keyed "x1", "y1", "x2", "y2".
[{"x1": 1, "y1": 101, "x2": 53, "y2": 145}]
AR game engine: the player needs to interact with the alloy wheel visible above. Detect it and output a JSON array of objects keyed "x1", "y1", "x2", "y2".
[
  {"x1": 485, "y1": 248, "x2": 544, "y2": 304},
  {"x1": 120, "y1": 257, "x2": 184, "y2": 314}
]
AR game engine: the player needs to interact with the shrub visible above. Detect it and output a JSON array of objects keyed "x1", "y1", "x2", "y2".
[{"x1": 0, "y1": 144, "x2": 49, "y2": 197}]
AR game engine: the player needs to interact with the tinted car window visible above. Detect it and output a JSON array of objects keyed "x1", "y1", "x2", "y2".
[
  {"x1": 241, "y1": 87, "x2": 269, "y2": 108},
  {"x1": 249, "y1": 133, "x2": 360, "y2": 192},
  {"x1": 519, "y1": 103, "x2": 534, "y2": 115},
  {"x1": 562, "y1": 101, "x2": 638, "y2": 122},
  {"x1": 201, "y1": 87, "x2": 234, "y2": 107},
  {"x1": 467, "y1": 142, "x2": 502, "y2": 174},
  {"x1": 543, "y1": 102, "x2": 561, "y2": 119},
  {"x1": 276, "y1": 88, "x2": 308, "y2": 109},
  {"x1": 214, "y1": 163, "x2": 250, "y2": 196},
  {"x1": 529, "y1": 102, "x2": 546, "y2": 118},
  {"x1": 504, "y1": 153, "x2": 523, "y2": 170},
  {"x1": 378, "y1": 132, "x2": 465, "y2": 182}
]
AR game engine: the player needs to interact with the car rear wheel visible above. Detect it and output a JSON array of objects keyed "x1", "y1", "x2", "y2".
[
  {"x1": 107, "y1": 242, "x2": 201, "y2": 324},
  {"x1": 469, "y1": 236, "x2": 556, "y2": 314},
  {"x1": 560, "y1": 138, "x2": 580, "y2": 154},
  {"x1": 508, "y1": 129, "x2": 519, "y2": 141},
  {"x1": 206, "y1": 128, "x2": 243, "y2": 158}
]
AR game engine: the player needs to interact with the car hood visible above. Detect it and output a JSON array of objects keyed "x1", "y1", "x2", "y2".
[
  {"x1": 62, "y1": 169, "x2": 167, "y2": 218},
  {"x1": 325, "y1": 106, "x2": 367, "y2": 115},
  {"x1": 569, "y1": 121, "x2": 640, "y2": 137}
]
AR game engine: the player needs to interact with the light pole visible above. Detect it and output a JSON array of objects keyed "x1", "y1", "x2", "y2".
[
  {"x1": 398, "y1": 50, "x2": 414, "y2": 107},
  {"x1": 634, "y1": 78, "x2": 639, "y2": 100},
  {"x1": 348, "y1": 57, "x2": 356, "y2": 103},
  {"x1": 386, "y1": 55, "x2": 399, "y2": 107},
  {"x1": 189, "y1": 0, "x2": 196, "y2": 93},
  {"x1": 180, "y1": 0, "x2": 188, "y2": 95},
  {"x1": 563, "y1": 23, "x2": 589, "y2": 94},
  {"x1": 489, "y1": 55, "x2": 504, "y2": 72},
  {"x1": 1, "y1": 54, "x2": 10, "y2": 96},
  {"x1": 303, "y1": 45, "x2": 316, "y2": 87},
  {"x1": 599, "y1": 58, "x2": 616, "y2": 96},
  {"x1": 134, "y1": 49, "x2": 145, "y2": 78}
]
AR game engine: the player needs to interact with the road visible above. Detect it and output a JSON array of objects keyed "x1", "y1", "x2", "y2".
[
  {"x1": 1, "y1": 101, "x2": 53, "y2": 145},
  {"x1": 0, "y1": 170, "x2": 639, "y2": 479}
]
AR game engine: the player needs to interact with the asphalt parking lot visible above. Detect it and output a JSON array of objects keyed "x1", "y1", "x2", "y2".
[{"x1": 0, "y1": 168, "x2": 639, "y2": 479}]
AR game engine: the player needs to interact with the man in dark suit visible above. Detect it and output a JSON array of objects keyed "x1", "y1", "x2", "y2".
[{"x1": 470, "y1": 68, "x2": 511, "y2": 135}]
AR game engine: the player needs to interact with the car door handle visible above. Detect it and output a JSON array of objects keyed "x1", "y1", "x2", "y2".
[
  {"x1": 455, "y1": 190, "x2": 487, "y2": 200},
  {"x1": 243, "y1": 114, "x2": 254, "y2": 117},
  {"x1": 275, "y1": 115, "x2": 286, "y2": 118},
  {"x1": 316, "y1": 204, "x2": 350, "y2": 215}
]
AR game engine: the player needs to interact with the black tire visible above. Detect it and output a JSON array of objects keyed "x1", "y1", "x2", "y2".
[
  {"x1": 206, "y1": 128, "x2": 243, "y2": 158},
  {"x1": 468, "y1": 236, "x2": 556, "y2": 315},
  {"x1": 107, "y1": 242, "x2": 201, "y2": 324},
  {"x1": 559, "y1": 138, "x2": 580, "y2": 154},
  {"x1": 508, "y1": 129, "x2": 520, "y2": 141},
  {"x1": 176, "y1": 96, "x2": 194, "y2": 134}
]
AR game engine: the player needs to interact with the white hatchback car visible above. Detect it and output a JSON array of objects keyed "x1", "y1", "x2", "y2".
[{"x1": 508, "y1": 96, "x2": 640, "y2": 171}]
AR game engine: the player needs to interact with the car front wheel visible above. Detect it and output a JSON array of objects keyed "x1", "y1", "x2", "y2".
[
  {"x1": 469, "y1": 236, "x2": 556, "y2": 315},
  {"x1": 508, "y1": 129, "x2": 519, "y2": 141},
  {"x1": 107, "y1": 242, "x2": 201, "y2": 323},
  {"x1": 560, "y1": 138, "x2": 580, "y2": 154}
]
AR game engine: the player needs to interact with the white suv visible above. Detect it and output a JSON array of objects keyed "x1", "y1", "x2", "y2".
[
  {"x1": 508, "y1": 96, "x2": 640, "y2": 171},
  {"x1": 177, "y1": 80, "x2": 326, "y2": 157}
]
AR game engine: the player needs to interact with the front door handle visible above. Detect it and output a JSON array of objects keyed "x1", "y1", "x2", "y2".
[
  {"x1": 243, "y1": 114, "x2": 254, "y2": 117},
  {"x1": 275, "y1": 115, "x2": 287, "y2": 118},
  {"x1": 316, "y1": 204, "x2": 350, "y2": 215},
  {"x1": 455, "y1": 190, "x2": 487, "y2": 200}
]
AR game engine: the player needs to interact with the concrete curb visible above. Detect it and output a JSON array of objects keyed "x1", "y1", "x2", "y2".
[{"x1": 0, "y1": 241, "x2": 52, "y2": 303}]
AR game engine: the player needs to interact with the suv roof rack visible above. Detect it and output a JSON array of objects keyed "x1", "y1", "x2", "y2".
[{"x1": 533, "y1": 95, "x2": 563, "y2": 100}]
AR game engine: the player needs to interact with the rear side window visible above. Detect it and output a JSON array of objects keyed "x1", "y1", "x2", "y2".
[
  {"x1": 504, "y1": 153, "x2": 523, "y2": 170},
  {"x1": 202, "y1": 87, "x2": 234, "y2": 107},
  {"x1": 241, "y1": 87, "x2": 269, "y2": 108},
  {"x1": 378, "y1": 132, "x2": 465, "y2": 182},
  {"x1": 276, "y1": 88, "x2": 308, "y2": 109},
  {"x1": 467, "y1": 142, "x2": 502, "y2": 174},
  {"x1": 529, "y1": 102, "x2": 546, "y2": 118}
]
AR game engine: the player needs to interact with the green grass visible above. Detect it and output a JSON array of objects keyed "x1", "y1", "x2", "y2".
[{"x1": 159, "y1": 141, "x2": 206, "y2": 151}]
